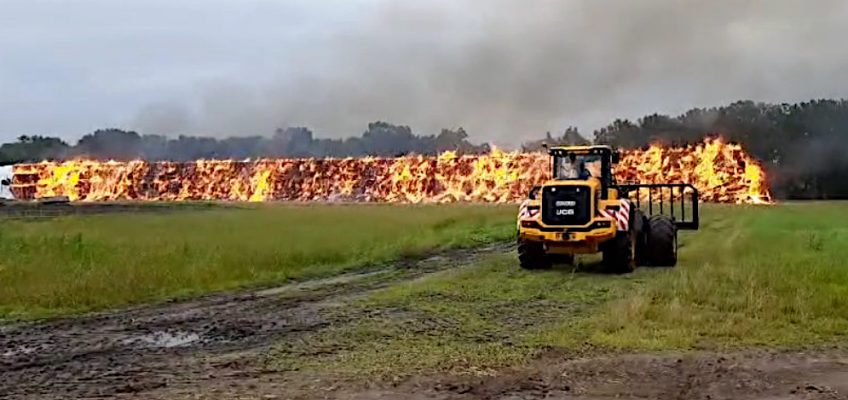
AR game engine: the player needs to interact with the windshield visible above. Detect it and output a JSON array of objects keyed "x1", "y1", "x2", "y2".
[{"x1": 555, "y1": 154, "x2": 602, "y2": 180}]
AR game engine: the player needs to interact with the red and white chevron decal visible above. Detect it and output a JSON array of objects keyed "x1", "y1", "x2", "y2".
[
  {"x1": 599, "y1": 199, "x2": 631, "y2": 231},
  {"x1": 518, "y1": 200, "x2": 540, "y2": 219}
]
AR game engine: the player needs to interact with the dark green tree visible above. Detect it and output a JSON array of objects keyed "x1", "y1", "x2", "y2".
[{"x1": 0, "y1": 135, "x2": 70, "y2": 163}]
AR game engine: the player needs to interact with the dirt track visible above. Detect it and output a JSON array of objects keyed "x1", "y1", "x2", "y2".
[
  {"x1": 0, "y1": 244, "x2": 510, "y2": 399},
  {"x1": 2, "y1": 243, "x2": 847, "y2": 400}
]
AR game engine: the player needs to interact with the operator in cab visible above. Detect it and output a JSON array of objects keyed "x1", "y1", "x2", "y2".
[{"x1": 557, "y1": 153, "x2": 591, "y2": 180}]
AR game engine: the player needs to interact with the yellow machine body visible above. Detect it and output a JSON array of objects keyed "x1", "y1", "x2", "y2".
[{"x1": 516, "y1": 145, "x2": 625, "y2": 255}]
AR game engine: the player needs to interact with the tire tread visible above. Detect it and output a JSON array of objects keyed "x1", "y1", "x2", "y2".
[{"x1": 647, "y1": 215, "x2": 677, "y2": 266}]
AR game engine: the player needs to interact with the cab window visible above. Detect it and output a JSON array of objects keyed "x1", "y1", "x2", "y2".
[{"x1": 555, "y1": 154, "x2": 602, "y2": 180}]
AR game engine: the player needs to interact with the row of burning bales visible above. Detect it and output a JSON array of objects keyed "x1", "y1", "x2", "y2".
[{"x1": 8, "y1": 138, "x2": 771, "y2": 204}]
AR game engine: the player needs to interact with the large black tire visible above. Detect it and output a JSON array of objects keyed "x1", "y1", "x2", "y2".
[
  {"x1": 518, "y1": 239, "x2": 552, "y2": 270},
  {"x1": 646, "y1": 215, "x2": 677, "y2": 267},
  {"x1": 602, "y1": 231, "x2": 636, "y2": 274},
  {"x1": 601, "y1": 203, "x2": 637, "y2": 274}
]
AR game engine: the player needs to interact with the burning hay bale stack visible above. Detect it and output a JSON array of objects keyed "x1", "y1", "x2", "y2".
[{"x1": 10, "y1": 138, "x2": 771, "y2": 204}]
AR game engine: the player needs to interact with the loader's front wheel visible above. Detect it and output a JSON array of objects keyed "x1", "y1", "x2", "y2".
[
  {"x1": 518, "y1": 239, "x2": 552, "y2": 270},
  {"x1": 602, "y1": 230, "x2": 636, "y2": 274},
  {"x1": 647, "y1": 215, "x2": 677, "y2": 266}
]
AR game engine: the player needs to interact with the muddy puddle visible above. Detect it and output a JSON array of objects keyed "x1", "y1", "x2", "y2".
[{"x1": 123, "y1": 331, "x2": 202, "y2": 348}]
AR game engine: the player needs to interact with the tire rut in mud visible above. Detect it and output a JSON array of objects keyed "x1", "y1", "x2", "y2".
[{"x1": 0, "y1": 242, "x2": 511, "y2": 400}]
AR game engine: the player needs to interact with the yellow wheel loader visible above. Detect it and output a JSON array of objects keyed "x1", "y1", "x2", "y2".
[{"x1": 516, "y1": 145, "x2": 700, "y2": 273}]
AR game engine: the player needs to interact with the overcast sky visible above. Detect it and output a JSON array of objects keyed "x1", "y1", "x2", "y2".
[{"x1": 1, "y1": 0, "x2": 847, "y2": 146}]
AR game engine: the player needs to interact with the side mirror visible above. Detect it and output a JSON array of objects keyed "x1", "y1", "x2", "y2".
[
  {"x1": 0, "y1": 179, "x2": 9, "y2": 186},
  {"x1": 528, "y1": 186, "x2": 541, "y2": 200},
  {"x1": 611, "y1": 152, "x2": 620, "y2": 164}
]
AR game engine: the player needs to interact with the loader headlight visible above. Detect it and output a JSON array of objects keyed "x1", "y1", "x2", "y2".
[{"x1": 521, "y1": 220, "x2": 541, "y2": 229}]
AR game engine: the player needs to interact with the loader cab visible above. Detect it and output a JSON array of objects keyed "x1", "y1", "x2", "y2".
[{"x1": 548, "y1": 146, "x2": 617, "y2": 199}]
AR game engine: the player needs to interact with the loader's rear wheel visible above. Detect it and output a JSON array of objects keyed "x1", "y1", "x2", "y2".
[
  {"x1": 602, "y1": 231, "x2": 636, "y2": 274},
  {"x1": 647, "y1": 215, "x2": 677, "y2": 267},
  {"x1": 518, "y1": 240, "x2": 552, "y2": 270}
]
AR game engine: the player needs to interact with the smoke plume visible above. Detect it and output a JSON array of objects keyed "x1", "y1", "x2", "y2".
[{"x1": 130, "y1": 0, "x2": 848, "y2": 144}]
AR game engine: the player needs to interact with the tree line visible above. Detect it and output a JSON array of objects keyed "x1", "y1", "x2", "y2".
[
  {"x1": 590, "y1": 99, "x2": 848, "y2": 200},
  {"x1": 0, "y1": 122, "x2": 488, "y2": 164},
  {"x1": 2, "y1": 99, "x2": 847, "y2": 199}
]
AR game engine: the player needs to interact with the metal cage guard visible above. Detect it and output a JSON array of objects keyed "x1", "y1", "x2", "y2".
[{"x1": 616, "y1": 183, "x2": 700, "y2": 230}]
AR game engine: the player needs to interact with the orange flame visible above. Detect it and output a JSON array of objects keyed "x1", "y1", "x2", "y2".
[{"x1": 10, "y1": 138, "x2": 770, "y2": 204}]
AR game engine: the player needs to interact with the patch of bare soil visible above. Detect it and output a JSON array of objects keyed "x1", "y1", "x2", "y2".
[
  {"x1": 180, "y1": 350, "x2": 848, "y2": 400},
  {"x1": 0, "y1": 243, "x2": 509, "y2": 400},
  {"x1": 448, "y1": 349, "x2": 848, "y2": 400}
]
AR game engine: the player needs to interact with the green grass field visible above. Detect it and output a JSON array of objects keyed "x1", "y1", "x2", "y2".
[
  {"x1": 0, "y1": 204, "x2": 515, "y2": 318},
  {"x1": 271, "y1": 202, "x2": 848, "y2": 377},
  {"x1": 4, "y1": 201, "x2": 847, "y2": 376}
]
